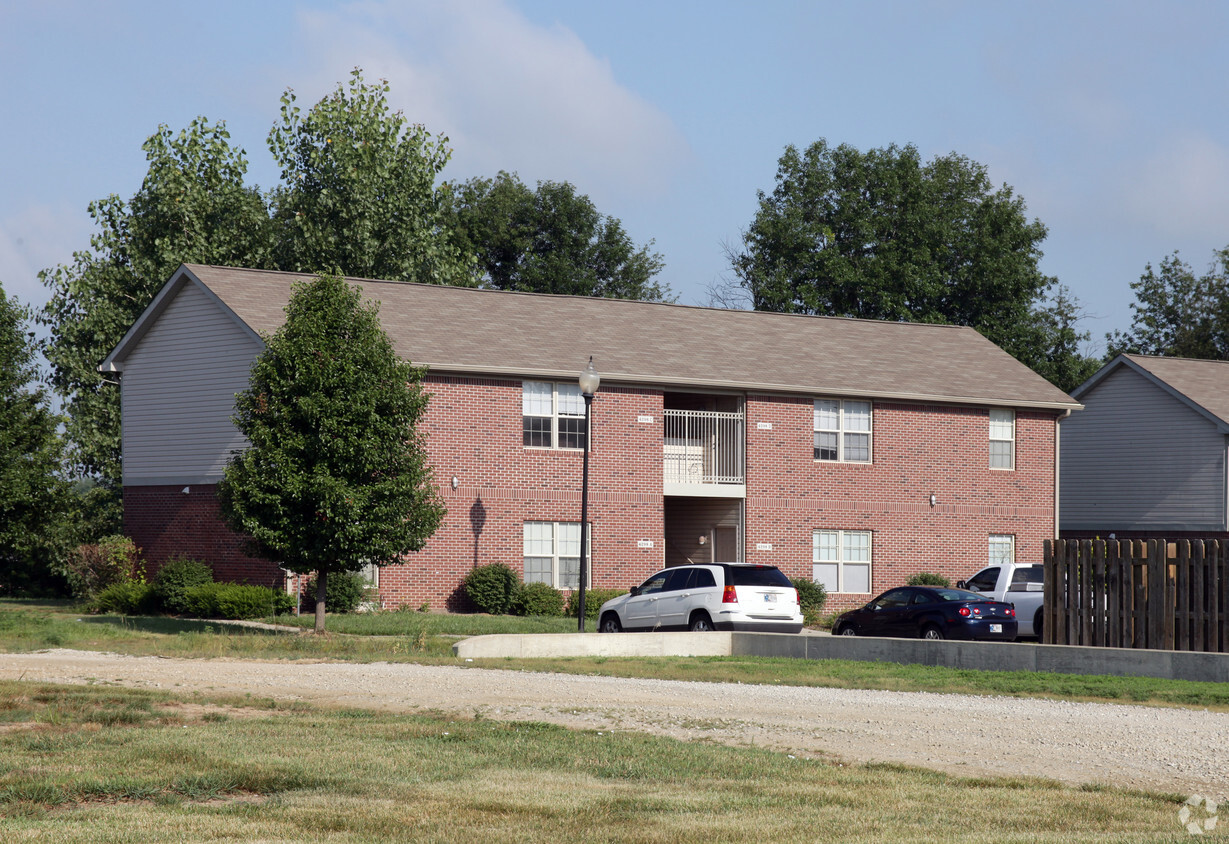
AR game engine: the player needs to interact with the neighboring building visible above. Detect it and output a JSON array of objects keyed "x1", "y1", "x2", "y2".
[
  {"x1": 103, "y1": 264, "x2": 1079, "y2": 611},
  {"x1": 1062, "y1": 353, "x2": 1229, "y2": 540}
]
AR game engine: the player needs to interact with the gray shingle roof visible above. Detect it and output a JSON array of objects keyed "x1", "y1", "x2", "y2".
[
  {"x1": 108, "y1": 264, "x2": 1080, "y2": 411},
  {"x1": 1106, "y1": 354, "x2": 1229, "y2": 426}
]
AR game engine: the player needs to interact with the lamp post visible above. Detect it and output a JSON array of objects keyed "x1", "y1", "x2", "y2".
[{"x1": 577, "y1": 357, "x2": 600, "y2": 632}]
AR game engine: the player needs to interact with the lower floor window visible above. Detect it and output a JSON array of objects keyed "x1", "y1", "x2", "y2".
[
  {"x1": 523, "y1": 521, "x2": 590, "y2": 589},
  {"x1": 989, "y1": 534, "x2": 1015, "y2": 567},
  {"x1": 812, "y1": 529, "x2": 872, "y2": 593}
]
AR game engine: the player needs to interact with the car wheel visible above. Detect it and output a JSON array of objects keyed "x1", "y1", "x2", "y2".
[
  {"x1": 921, "y1": 624, "x2": 944, "y2": 640},
  {"x1": 598, "y1": 613, "x2": 622, "y2": 633},
  {"x1": 689, "y1": 612, "x2": 715, "y2": 632},
  {"x1": 838, "y1": 625, "x2": 856, "y2": 636},
  {"x1": 1033, "y1": 609, "x2": 1044, "y2": 641}
]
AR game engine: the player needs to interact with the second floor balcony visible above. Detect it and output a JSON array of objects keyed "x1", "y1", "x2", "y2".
[{"x1": 663, "y1": 408, "x2": 745, "y2": 497}]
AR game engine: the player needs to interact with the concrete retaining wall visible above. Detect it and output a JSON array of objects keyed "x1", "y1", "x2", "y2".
[{"x1": 453, "y1": 632, "x2": 1229, "y2": 683}]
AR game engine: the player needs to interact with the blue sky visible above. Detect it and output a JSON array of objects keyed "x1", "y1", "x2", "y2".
[{"x1": 3, "y1": 0, "x2": 1227, "y2": 358}]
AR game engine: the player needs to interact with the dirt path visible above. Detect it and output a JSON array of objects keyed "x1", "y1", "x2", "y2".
[{"x1": 3, "y1": 649, "x2": 1227, "y2": 798}]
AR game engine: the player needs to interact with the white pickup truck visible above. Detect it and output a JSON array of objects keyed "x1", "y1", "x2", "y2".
[{"x1": 957, "y1": 563, "x2": 1045, "y2": 638}]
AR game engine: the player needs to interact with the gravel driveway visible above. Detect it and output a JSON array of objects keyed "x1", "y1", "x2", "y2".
[{"x1": 3, "y1": 649, "x2": 1227, "y2": 798}]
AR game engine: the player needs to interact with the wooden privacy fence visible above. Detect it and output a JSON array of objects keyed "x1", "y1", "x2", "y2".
[{"x1": 1043, "y1": 539, "x2": 1228, "y2": 652}]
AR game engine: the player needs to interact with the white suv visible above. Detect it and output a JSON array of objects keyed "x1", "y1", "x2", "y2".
[{"x1": 597, "y1": 563, "x2": 803, "y2": 634}]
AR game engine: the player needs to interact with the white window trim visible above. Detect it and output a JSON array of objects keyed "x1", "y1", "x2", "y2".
[
  {"x1": 522, "y1": 521, "x2": 591, "y2": 590},
  {"x1": 523, "y1": 381, "x2": 586, "y2": 450},
  {"x1": 989, "y1": 534, "x2": 1015, "y2": 567},
  {"x1": 813, "y1": 399, "x2": 873, "y2": 463},
  {"x1": 989, "y1": 408, "x2": 1015, "y2": 470},
  {"x1": 812, "y1": 529, "x2": 873, "y2": 593}
]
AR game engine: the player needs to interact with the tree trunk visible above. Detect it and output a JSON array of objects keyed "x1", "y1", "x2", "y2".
[{"x1": 315, "y1": 570, "x2": 327, "y2": 633}]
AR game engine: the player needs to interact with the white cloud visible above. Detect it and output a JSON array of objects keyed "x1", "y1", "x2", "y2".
[
  {"x1": 285, "y1": 0, "x2": 690, "y2": 205},
  {"x1": 1123, "y1": 132, "x2": 1229, "y2": 241}
]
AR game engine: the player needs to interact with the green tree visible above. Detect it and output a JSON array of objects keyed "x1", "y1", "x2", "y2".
[
  {"x1": 216, "y1": 274, "x2": 445, "y2": 633},
  {"x1": 0, "y1": 284, "x2": 75, "y2": 595},
  {"x1": 1107, "y1": 247, "x2": 1229, "y2": 360},
  {"x1": 731, "y1": 139, "x2": 1054, "y2": 364},
  {"x1": 447, "y1": 171, "x2": 670, "y2": 300},
  {"x1": 1027, "y1": 285, "x2": 1103, "y2": 393},
  {"x1": 268, "y1": 69, "x2": 474, "y2": 286},
  {"x1": 40, "y1": 71, "x2": 474, "y2": 515},
  {"x1": 38, "y1": 118, "x2": 270, "y2": 518}
]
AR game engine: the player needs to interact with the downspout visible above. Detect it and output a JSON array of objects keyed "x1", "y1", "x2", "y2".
[{"x1": 1054, "y1": 409, "x2": 1071, "y2": 538}]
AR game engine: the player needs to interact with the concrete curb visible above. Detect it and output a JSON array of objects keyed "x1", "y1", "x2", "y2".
[{"x1": 453, "y1": 632, "x2": 1229, "y2": 683}]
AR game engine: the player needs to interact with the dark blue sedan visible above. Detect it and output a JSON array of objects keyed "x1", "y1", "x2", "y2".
[{"x1": 832, "y1": 586, "x2": 1017, "y2": 641}]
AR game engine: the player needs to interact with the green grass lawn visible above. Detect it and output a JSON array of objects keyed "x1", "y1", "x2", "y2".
[
  {"x1": 0, "y1": 599, "x2": 1217, "y2": 841},
  {"x1": 4, "y1": 599, "x2": 1228, "y2": 710},
  {"x1": 0, "y1": 680, "x2": 1195, "y2": 842}
]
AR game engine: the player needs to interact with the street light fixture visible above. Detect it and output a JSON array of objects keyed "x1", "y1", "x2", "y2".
[{"x1": 577, "y1": 356, "x2": 599, "y2": 632}]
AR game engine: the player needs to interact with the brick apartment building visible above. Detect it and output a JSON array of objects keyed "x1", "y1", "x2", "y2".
[{"x1": 103, "y1": 264, "x2": 1080, "y2": 612}]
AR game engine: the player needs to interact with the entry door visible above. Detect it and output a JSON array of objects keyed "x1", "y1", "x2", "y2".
[{"x1": 713, "y1": 527, "x2": 739, "y2": 562}]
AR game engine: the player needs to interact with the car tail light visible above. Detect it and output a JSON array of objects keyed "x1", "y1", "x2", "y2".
[
  {"x1": 972, "y1": 607, "x2": 981, "y2": 615},
  {"x1": 722, "y1": 585, "x2": 738, "y2": 604},
  {"x1": 792, "y1": 587, "x2": 800, "y2": 605},
  {"x1": 958, "y1": 607, "x2": 971, "y2": 617},
  {"x1": 1005, "y1": 607, "x2": 1015, "y2": 617}
]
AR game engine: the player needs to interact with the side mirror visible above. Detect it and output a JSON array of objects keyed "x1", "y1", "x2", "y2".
[
  {"x1": 955, "y1": 580, "x2": 967, "y2": 589},
  {"x1": 629, "y1": 585, "x2": 641, "y2": 597}
]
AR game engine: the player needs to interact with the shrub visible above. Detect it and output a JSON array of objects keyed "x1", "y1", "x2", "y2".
[
  {"x1": 792, "y1": 578, "x2": 827, "y2": 626},
  {"x1": 302, "y1": 571, "x2": 370, "y2": 614},
  {"x1": 907, "y1": 572, "x2": 951, "y2": 587},
  {"x1": 181, "y1": 582, "x2": 295, "y2": 619},
  {"x1": 511, "y1": 582, "x2": 565, "y2": 617},
  {"x1": 64, "y1": 535, "x2": 143, "y2": 597},
  {"x1": 153, "y1": 557, "x2": 214, "y2": 614},
  {"x1": 566, "y1": 588, "x2": 626, "y2": 620},
  {"x1": 93, "y1": 581, "x2": 158, "y2": 615},
  {"x1": 463, "y1": 563, "x2": 518, "y2": 614}
]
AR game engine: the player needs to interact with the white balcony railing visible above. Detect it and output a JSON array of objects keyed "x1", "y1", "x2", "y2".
[{"x1": 663, "y1": 409, "x2": 744, "y2": 486}]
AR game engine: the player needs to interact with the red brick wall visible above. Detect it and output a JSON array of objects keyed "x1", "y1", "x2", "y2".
[
  {"x1": 124, "y1": 374, "x2": 1059, "y2": 614},
  {"x1": 742, "y1": 396, "x2": 1057, "y2": 610},
  {"x1": 123, "y1": 485, "x2": 283, "y2": 587}
]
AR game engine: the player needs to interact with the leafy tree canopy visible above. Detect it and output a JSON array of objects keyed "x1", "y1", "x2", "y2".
[
  {"x1": 0, "y1": 284, "x2": 75, "y2": 595},
  {"x1": 731, "y1": 139, "x2": 1065, "y2": 370},
  {"x1": 446, "y1": 171, "x2": 670, "y2": 300},
  {"x1": 1026, "y1": 285, "x2": 1104, "y2": 394},
  {"x1": 39, "y1": 71, "x2": 472, "y2": 522},
  {"x1": 268, "y1": 69, "x2": 474, "y2": 286},
  {"x1": 1107, "y1": 246, "x2": 1229, "y2": 360},
  {"x1": 216, "y1": 274, "x2": 445, "y2": 632}
]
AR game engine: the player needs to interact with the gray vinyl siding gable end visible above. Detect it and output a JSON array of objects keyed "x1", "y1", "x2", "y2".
[
  {"x1": 1061, "y1": 365, "x2": 1227, "y2": 531},
  {"x1": 121, "y1": 283, "x2": 261, "y2": 485}
]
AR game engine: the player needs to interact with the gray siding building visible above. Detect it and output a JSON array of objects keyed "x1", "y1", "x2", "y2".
[{"x1": 1061, "y1": 354, "x2": 1229, "y2": 537}]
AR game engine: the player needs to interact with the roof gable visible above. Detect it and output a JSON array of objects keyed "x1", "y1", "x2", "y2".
[
  {"x1": 101, "y1": 267, "x2": 264, "y2": 372},
  {"x1": 1072, "y1": 354, "x2": 1229, "y2": 432},
  {"x1": 105, "y1": 264, "x2": 1080, "y2": 411}
]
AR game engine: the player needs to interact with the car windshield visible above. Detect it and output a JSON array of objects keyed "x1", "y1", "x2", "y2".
[
  {"x1": 726, "y1": 565, "x2": 792, "y2": 587},
  {"x1": 933, "y1": 588, "x2": 988, "y2": 602}
]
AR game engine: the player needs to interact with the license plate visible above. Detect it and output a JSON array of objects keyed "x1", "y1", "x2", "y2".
[
  {"x1": 990, "y1": 623, "x2": 1002, "y2": 633},
  {"x1": 763, "y1": 593, "x2": 777, "y2": 603}
]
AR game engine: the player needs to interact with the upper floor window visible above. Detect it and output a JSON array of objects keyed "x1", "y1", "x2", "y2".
[
  {"x1": 523, "y1": 381, "x2": 585, "y2": 449},
  {"x1": 814, "y1": 399, "x2": 872, "y2": 462},
  {"x1": 989, "y1": 408, "x2": 1015, "y2": 469}
]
